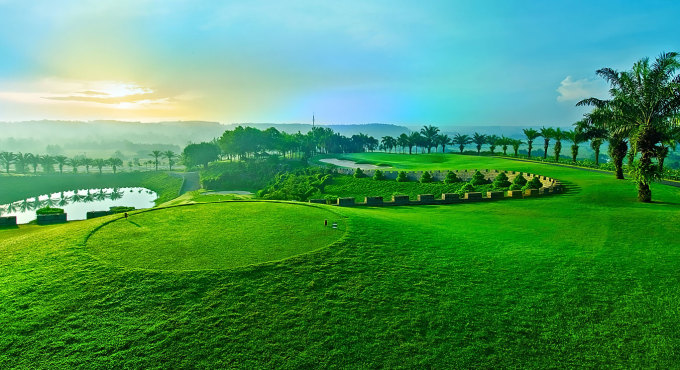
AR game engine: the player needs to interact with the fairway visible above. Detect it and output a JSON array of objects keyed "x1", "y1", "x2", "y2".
[{"x1": 86, "y1": 201, "x2": 347, "y2": 270}]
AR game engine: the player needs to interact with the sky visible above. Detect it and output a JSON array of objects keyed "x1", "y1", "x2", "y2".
[{"x1": 0, "y1": 0, "x2": 678, "y2": 126}]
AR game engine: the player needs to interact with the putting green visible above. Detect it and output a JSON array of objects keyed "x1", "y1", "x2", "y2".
[{"x1": 86, "y1": 201, "x2": 347, "y2": 270}]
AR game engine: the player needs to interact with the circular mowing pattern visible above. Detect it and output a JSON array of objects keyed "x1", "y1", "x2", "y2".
[{"x1": 86, "y1": 202, "x2": 346, "y2": 271}]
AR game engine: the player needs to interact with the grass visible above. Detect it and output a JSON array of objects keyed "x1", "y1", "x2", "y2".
[
  {"x1": 0, "y1": 171, "x2": 182, "y2": 206},
  {"x1": 86, "y1": 202, "x2": 347, "y2": 270},
  {"x1": 2, "y1": 153, "x2": 680, "y2": 367}
]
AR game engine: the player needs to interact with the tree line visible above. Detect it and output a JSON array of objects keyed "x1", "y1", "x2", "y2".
[{"x1": 0, "y1": 150, "x2": 178, "y2": 174}]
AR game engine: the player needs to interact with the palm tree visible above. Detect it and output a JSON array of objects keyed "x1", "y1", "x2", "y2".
[
  {"x1": 151, "y1": 150, "x2": 162, "y2": 171},
  {"x1": 26, "y1": 153, "x2": 40, "y2": 173},
  {"x1": 397, "y1": 133, "x2": 409, "y2": 154},
  {"x1": 436, "y1": 134, "x2": 452, "y2": 153},
  {"x1": 0, "y1": 152, "x2": 15, "y2": 173},
  {"x1": 564, "y1": 128, "x2": 586, "y2": 163},
  {"x1": 108, "y1": 157, "x2": 123, "y2": 174},
  {"x1": 67, "y1": 157, "x2": 80, "y2": 173},
  {"x1": 380, "y1": 136, "x2": 397, "y2": 153},
  {"x1": 407, "y1": 132, "x2": 421, "y2": 154},
  {"x1": 83, "y1": 157, "x2": 94, "y2": 174},
  {"x1": 54, "y1": 155, "x2": 68, "y2": 174},
  {"x1": 499, "y1": 136, "x2": 511, "y2": 155},
  {"x1": 163, "y1": 150, "x2": 177, "y2": 170},
  {"x1": 575, "y1": 118, "x2": 608, "y2": 166},
  {"x1": 94, "y1": 158, "x2": 107, "y2": 174},
  {"x1": 14, "y1": 153, "x2": 28, "y2": 173},
  {"x1": 578, "y1": 52, "x2": 680, "y2": 202},
  {"x1": 472, "y1": 132, "x2": 486, "y2": 154},
  {"x1": 552, "y1": 128, "x2": 565, "y2": 162},
  {"x1": 453, "y1": 134, "x2": 472, "y2": 154},
  {"x1": 523, "y1": 128, "x2": 540, "y2": 159},
  {"x1": 40, "y1": 155, "x2": 56, "y2": 173},
  {"x1": 511, "y1": 139, "x2": 523, "y2": 157},
  {"x1": 657, "y1": 125, "x2": 680, "y2": 172},
  {"x1": 420, "y1": 125, "x2": 440, "y2": 153},
  {"x1": 539, "y1": 126, "x2": 555, "y2": 159},
  {"x1": 486, "y1": 135, "x2": 500, "y2": 154}
]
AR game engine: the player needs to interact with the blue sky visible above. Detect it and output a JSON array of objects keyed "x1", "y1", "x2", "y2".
[{"x1": 0, "y1": 0, "x2": 677, "y2": 126}]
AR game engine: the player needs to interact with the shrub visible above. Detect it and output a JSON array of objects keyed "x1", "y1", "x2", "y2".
[
  {"x1": 354, "y1": 168, "x2": 365, "y2": 178},
  {"x1": 396, "y1": 171, "x2": 409, "y2": 182},
  {"x1": 109, "y1": 206, "x2": 135, "y2": 214},
  {"x1": 509, "y1": 184, "x2": 522, "y2": 190},
  {"x1": 522, "y1": 176, "x2": 543, "y2": 190},
  {"x1": 420, "y1": 171, "x2": 433, "y2": 183},
  {"x1": 36, "y1": 207, "x2": 64, "y2": 215},
  {"x1": 470, "y1": 170, "x2": 489, "y2": 185},
  {"x1": 444, "y1": 171, "x2": 460, "y2": 184},
  {"x1": 373, "y1": 169, "x2": 385, "y2": 181},
  {"x1": 512, "y1": 173, "x2": 527, "y2": 187},
  {"x1": 492, "y1": 172, "x2": 511, "y2": 189},
  {"x1": 457, "y1": 182, "x2": 476, "y2": 195}
]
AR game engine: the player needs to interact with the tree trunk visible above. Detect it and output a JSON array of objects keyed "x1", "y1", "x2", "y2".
[
  {"x1": 609, "y1": 137, "x2": 627, "y2": 180},
  {"x1": 571, "y1": 145, "x2": 578, "y2": 162},
  {"x1": 554, "y1": 142, "x2": 562, "y2": 162},
  {"x1": 637, "y1": 182, "x2": 652, "y2": 202},
  {"x1": 594, "y1": 147, "x2": 600, "y2": 166},
  {"x1": 543, "y1": 141, "x2": 549, "y2": 159},
  {"x1": 527, "y1": 142, "x2": 533, "y2": 159}
]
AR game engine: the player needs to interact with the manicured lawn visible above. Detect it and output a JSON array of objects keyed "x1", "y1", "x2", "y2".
[
  {"x1": 86, "y1": 202, "x2": 346, "y2": 270},
  {"x1": 1, "y1": 153, "x2": 680, "y2": 367},
  {"x1": 0, "y1": 172, "x2": 182, "y2": 206}
]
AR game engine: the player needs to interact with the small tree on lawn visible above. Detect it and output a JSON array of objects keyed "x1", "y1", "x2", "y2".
[
  {"x1": 522, "y1": 176, "x2": 543, "y2": 190},
  {"x1": 444, "y1": 171, "x2": 460, "y2": 183},
  {"x1": 373, "y1": 169, "x2": 385, "y2": 181},
  {"x1": 420, "y1": 171, "x2": 433, "y2": 183},
  {"x1": 492, "y1": 172, "x2": 511, "y2": 189},
  {"x1": 470, "y1": 170, "x2": 489, "y2": 185},
  {"x1": 396, "y1": 171, "x2": 408, "y2": 182},
  {"x1": 510, "y1": 173, "x2": 527, "y2": 190},
  {"x1": 353, "y1": 168, "x2": 365, "y2": 178}
]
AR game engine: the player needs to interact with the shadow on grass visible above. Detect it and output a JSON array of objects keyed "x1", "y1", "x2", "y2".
[{"x1": 126, "y1": 219, "x2": 142, "y2": 228}]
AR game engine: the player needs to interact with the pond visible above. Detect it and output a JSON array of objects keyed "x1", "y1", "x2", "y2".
[{"x1": 0, "y1": 187, "x2": 157, "y2": 224}]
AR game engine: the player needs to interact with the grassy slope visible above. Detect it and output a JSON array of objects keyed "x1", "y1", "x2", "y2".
[
  {"x1": 87, "y1": 202, "x2": 346, "y2": 270},
  {"x1": 1, "y1": 153, "x2": 680, "y2": 367},
  {"x1": 0, "y1": 172, "x2": 182, "y2": 206}
]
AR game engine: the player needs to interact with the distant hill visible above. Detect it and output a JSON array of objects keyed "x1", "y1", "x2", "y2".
[{"x1": 222, "y1": 123, "x2": 412, "y2": 137}]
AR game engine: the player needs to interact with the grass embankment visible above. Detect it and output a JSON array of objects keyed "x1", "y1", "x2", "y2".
[
  {"x1": 87, "y1": 202, "x2": 346, "y2": 270},
  {"x1": 323, "y1": 175, "x2": 494, "y2": 200},
  {"x1": 2, "y1": 153, "x2": 680, "y2": 367},
  {"x1": 0, "y1": 172, "x2": 182, "y2": 206}
]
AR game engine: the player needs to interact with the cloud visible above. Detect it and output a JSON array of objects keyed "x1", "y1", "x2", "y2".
[{"x1": 556, "y1": 76, "x2": 609, "y2": 102}]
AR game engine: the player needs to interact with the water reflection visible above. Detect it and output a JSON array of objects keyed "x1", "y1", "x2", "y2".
[{"x1": 0, "y1": 187, "x2": 157, "y2": 224}]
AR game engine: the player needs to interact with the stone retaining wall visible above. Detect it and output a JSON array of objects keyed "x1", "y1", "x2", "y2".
[
  {"x1": 37, "y1": 213, "x2": 67, "y2": 225},
  {"x1": 0, "y1": 216, "x2": 17, "y2": 227}
]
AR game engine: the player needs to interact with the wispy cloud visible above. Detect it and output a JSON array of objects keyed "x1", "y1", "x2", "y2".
[{"x1": 556, "y1": 76, "x2": 609, "y2": 102}]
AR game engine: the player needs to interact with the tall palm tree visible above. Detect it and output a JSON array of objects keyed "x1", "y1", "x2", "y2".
[
  {"x1": 452, "y1": 134, "x2": 472, "y2": 154},
  {"x1": 499, "y1": 136, "x2": 511, "y2": 155},
  {"x1": 552, "y1": 128, "x2": 565, "y2": 162},
  {"x1": 419, "y1": 125, "x2": 440, "y2": 153},
  {"x1": 151, "y1": 150, "x2": 163, "y2": 171},
  {"x1": 564, "y1": 128, "x2": 586, "y2": 163},
  {"x1": 14, "y1": 153, "x2": 28, "y2": 173},
  {"x1": 523, "y1": 128, "x2": 540, "y2": 159},
  {"x1": 407, "y1": 132, "x2": 421, "y2": 154},
  {"x1": 67, "y1": 157, "x2": 80, "y2": 173},
  {"x1": 108, "y1": 157, "x2": 123, "y2": 174},
  {"x1": 486, "y1": 135, "x2": 500, "y2": 154},
  {"x1": 397, "y1": 133, "x2": 409, "y2": 154},
  {"x1": 40, "y1": 155, "x2": 56, "y2": 173},
  {"x1": 94, "y1": 158, "x2": 107, "y2": 174},
  {"x1": 54, "y1": 155, "x2": 68, "y2": 174},
  {"x1": 472, "y1": 132, "x2": 486, "y2": 154},
  {"x1": 575, "y1": 118, "x2": 608, "y2": 166},
  {"x1": 26, "y1": 153, "x2": 40, "y2": 173},
  {"x1": 0, "y1": 152, "x2": 15, "y2": 173},
  {"x1": 511, "y1": 139, "x2": 523, "y2": 157},
  {"x1": 380, "y1": 136, "x2": 397, "y2": 153},
  {"x1": 578, "y1": 52, "x2": 680, "y2": 202},
  {"x1": 163, "y1": 150, "x2": 177, "y2": 170},
  {"x1": 539, "y1": 126, "x2": 555, "y2": 159},
  {"x1": 436, "y1": 134, "x2": 452, "y2": 153}
]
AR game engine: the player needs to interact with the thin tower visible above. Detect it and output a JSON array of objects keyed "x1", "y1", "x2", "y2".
[{"x1": 313, "y1": 113, "x2": 315, "y2": 128}]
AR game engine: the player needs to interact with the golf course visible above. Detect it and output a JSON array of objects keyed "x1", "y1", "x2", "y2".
[{"x1": 2, "y1": 153, "x2": 680, "y2": 367}]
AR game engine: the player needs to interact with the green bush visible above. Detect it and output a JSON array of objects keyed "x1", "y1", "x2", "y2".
[
  {"x1": 36, "y1": 207, "x2": 64, "y2": 215},
  {"x1": 396, "y1": 171, "x2": 409, "y2": 182},
  {"x1": 444, "y1": 171, "x2": 460, "y2": 184},
  {"x1": 373, "y1": 169, "x2": 385, "y2": 181},
  {"x1": 492, "y1": 172, "x2": 511, "y2": 189},
  {"x1": 512, "y1": 173, "x2": 527, "y2": 187},
  {"x1": 258, "y1": 167, "x2": 333, "y2": 201},
  {"x1": 354, "y1": 168, "x2": 366, "y2": 178},
  {"x1": 470, "y1": 171, "x2": 489, "y2": 186},
  {"x1": 509, "y1": 183, "x2": 522, "y2": 191},
  {"x1": 420, "y1": 171, "x2": 434, "y2": 183},
  {"x1": 457, "y1": 182, "x2": 476, "y2": 195},
  {"x1": 109, "y1": 206, "x2": 135, "y2": 214},
  {"x1": 522, "y1": 177, "x2": 543, "y2": 190}
]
